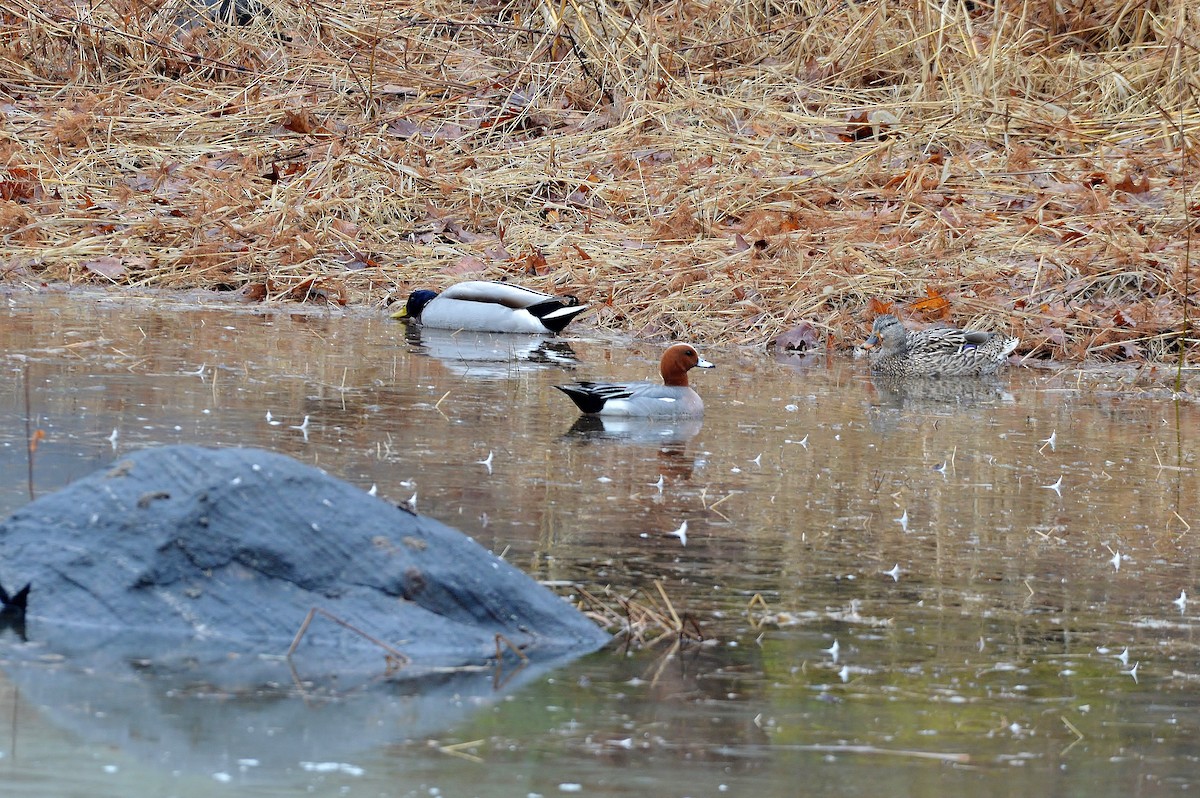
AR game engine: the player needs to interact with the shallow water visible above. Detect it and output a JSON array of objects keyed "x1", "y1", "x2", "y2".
[{"x1": 2, "y1": 290, "x2": 1200, "y2": 797}]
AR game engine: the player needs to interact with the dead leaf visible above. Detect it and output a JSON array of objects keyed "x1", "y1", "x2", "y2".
[
  {"x1": 447, "y1": 255, "x2": 488, "y2": 275},
  {"x1": 516, "y1": 246, "x2": 548, "y2": 275},
  {"x1": 1111, "y1": 174, "x2": 1150, "y2": 195},
  {"x1": 82, "y1": 256, "x2": 125, "y2": 280},
  {"x1": 667, "y1": 268, "x2": 708, "y2": 292},
  {"x1": 869, "y1": 297, "x2": 894, "y2": 316},
  {"x1": 485, "y1": 241, "x2": 511, "y2": 262},
  {"x1": 243, "y1": 282, "x2": 269, "y2": 302},
  {"x1": 337, "y1": 251, "x2": 378, "y2": 270},
  {"x1": 1043, "y1": 323, "x2": 1067, "y2": 349},
  {"x1": 842, "y1": 111, "x2": 875, "y2": 142},
  {"x1": 282, "y1": 109, "x2": 323, "y2": 135},
  {"x1": 0, "y1": 166, "x2": 38, "y2": 201},
  {"x1": 840, "y1": 109, "x2": 896, "y2": 142},
  {"x1": 285, "y1": 278, "x2": 347, "y2": 305},
  {"x1": 1119, "y1": 340, "x2": 1142, "y2": 359},
  {"x1": 910, "y1": 286, "x2": 950, "y2": 319},
  {"x1": 738, "y1": 209, "x2": 801, "y2": 240},
  {"x1": 773, "y1": 322, "x2": 820, "y2": 352},
  {"x1": 651, "y1": 200, "x2": 701, "y2": 241},
  {"x1": 387, "y1": 118, "x2": 422, "y2": 138}
]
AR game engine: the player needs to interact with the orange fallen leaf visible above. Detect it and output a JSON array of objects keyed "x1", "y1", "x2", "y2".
[
  {"x1": 477, "y1": 110, "x2": 520, "y2": 130},
  {"x1": 517, "y1": 246, "x2": 549, "y2": 275},
  {"x1": 0, "y1": 180, "x2": 35, "y2": 201},
  {"x1": 911, "y1": 286, "x2": 950, "y2": 319},
  {"x1": 868, "y1": 297, "x2": 893, "y2": 315}
]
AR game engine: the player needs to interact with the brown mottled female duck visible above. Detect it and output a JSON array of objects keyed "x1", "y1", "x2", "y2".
[{"x1": 862, "y1": 314, "x2": 1018, "y2": 377}]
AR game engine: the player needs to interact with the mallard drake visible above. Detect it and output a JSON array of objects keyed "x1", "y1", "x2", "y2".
[
  {"x1": 394, "y1": 281, "x2": 588, "y2": 334},
  {"x1": 555, "y1": 343, "x2": 715, "y2": 417},
  {"x1": 862, "y1": 314, "x2": 1018, "y2": 377}
]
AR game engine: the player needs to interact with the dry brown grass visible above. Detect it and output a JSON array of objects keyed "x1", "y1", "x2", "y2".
[{"x1": 0, "y1": 0, "x2": 1198, "y2": 361}]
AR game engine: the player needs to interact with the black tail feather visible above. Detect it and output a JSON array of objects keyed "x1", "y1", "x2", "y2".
[
  {"x1": 555, "y1": 385, "x2": 606, "y2": 415},
  {"x1": 528, "y1": 301, "x2": 589, "y2": 333}
]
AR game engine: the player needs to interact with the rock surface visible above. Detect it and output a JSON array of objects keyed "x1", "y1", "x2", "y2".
[{"x1": 0, "y1": 445, "x2": 607, "y2": 675}]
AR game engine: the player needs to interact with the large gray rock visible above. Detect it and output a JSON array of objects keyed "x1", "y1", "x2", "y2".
[{"x1": 0, "y1": 445, "x2": 607, "y2": 677}]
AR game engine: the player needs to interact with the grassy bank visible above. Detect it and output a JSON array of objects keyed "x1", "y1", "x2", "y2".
[{"x1": 0, "y1": 0, "x2": 1197, "y2": 361}]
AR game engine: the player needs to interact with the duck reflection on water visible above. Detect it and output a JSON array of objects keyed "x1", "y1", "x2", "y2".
[
  {"x1": 564, "y1": 414, "x2": 703, "y2": 446},
  {"x1": 563, "y1": 415, "x2": 703, "y2": 482},
  {"x1": 869, "y1": 373, "x2": 1014, "y2": 410},
  {"x1": 864, "y1": 374, "x2": 1015, "y2": 435},
  {"x1": 405, "y1": 325, "x2": 578, "y2": 379}
]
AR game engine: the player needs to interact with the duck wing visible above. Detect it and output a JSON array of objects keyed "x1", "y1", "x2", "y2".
[
  {"x1": 907, "y1": 326, "x2": 988, "y2": 355},
  {"x1": 904, "y1": 327, "x2": 1017, "y2": 375},
  {"x1": 439, "y1": 281, "x2": 564, "y2": 309}
]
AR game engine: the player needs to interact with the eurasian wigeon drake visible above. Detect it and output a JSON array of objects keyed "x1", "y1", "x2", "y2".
[
  {"x1": 555, "y1": 343, "x2": 715, "y2": 417},
  {"x1": 394, "y1": 280, "x2": 588, "y2": 334},
  {"x1": 862, "y1": 314, "x2": 1019, "y2": 377}
]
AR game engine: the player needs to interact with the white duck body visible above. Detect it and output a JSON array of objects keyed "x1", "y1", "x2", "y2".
[{"x1": 400, "y1": 281, "x2": 588, "y2": 334}]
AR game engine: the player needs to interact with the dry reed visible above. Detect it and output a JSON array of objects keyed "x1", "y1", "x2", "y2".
[{"x1": 1, "y1": 0, "x2": 1198, "y2": 361}]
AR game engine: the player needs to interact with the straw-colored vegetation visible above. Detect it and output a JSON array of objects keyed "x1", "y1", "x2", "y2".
[{"x1": 0, "y1": 0, "x2": 1198, "y2": 361}]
